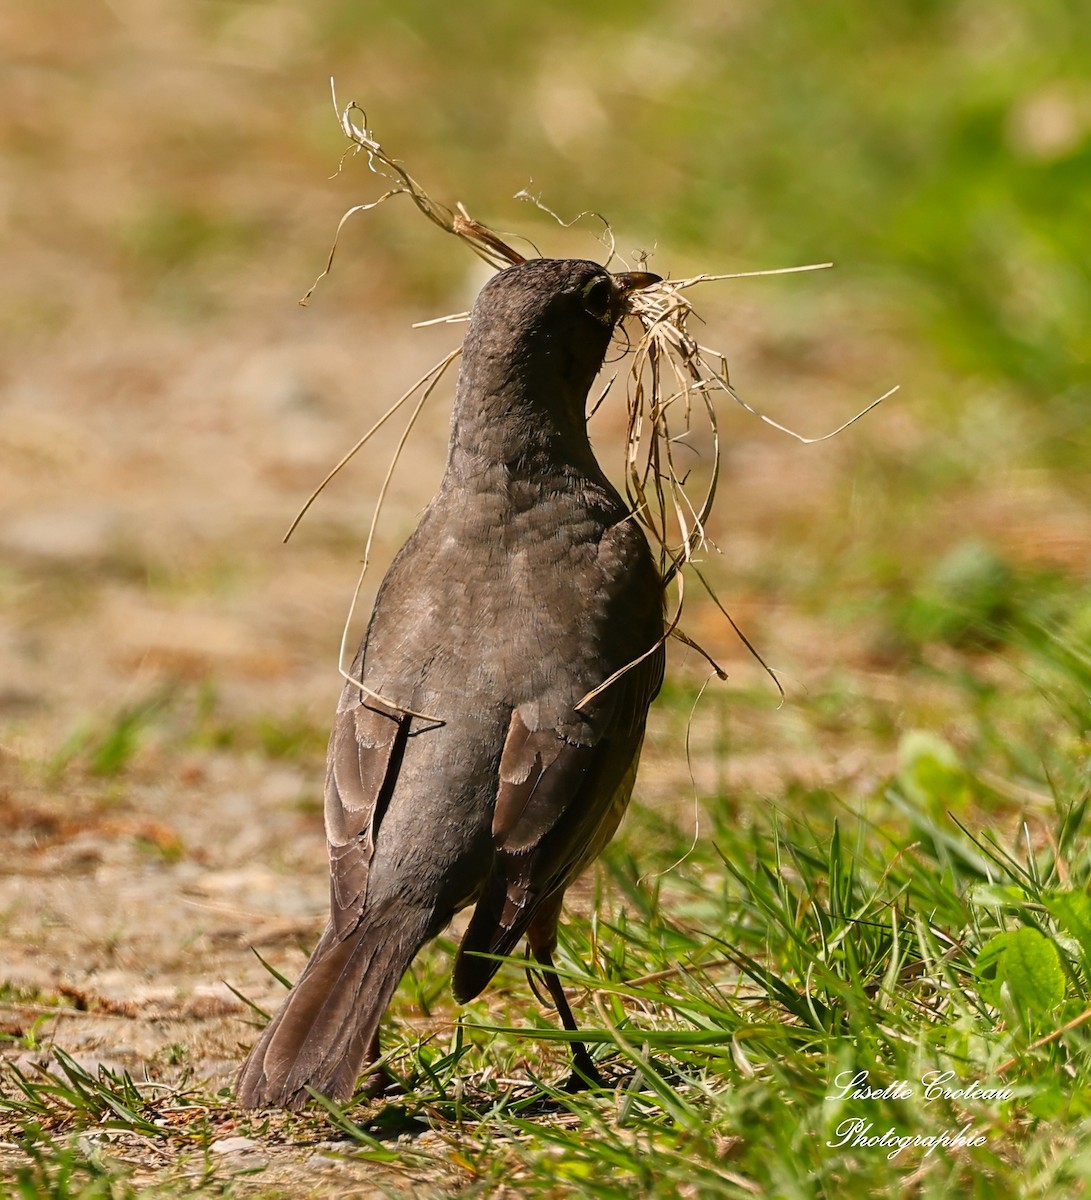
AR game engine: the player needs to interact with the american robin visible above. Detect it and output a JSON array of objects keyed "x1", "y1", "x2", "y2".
[{"x1": 236, "y1": 258, "x2": 665, "y2": 1109}]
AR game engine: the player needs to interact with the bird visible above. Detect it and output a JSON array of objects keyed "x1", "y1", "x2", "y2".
[{"x1": 236, "y1": 257, "x2": 666, "y2": 1110}]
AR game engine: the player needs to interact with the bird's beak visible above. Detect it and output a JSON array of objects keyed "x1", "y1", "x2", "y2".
[{"x1": 612, "y1": 271, "x2": 662, "y2": 295}]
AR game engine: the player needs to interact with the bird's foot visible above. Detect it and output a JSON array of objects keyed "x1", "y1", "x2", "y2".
[
  {"x1": 563, "y1": 1047, "x2": 605, "y2": 1092},
  {"x1": 357, "y1": 1063, "x2": 400, "y2": 1101}
]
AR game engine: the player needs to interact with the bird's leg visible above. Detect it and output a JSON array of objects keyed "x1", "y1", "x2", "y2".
[
  {"x1": 528, "y1": 943, "x2": 604, "y2": 1091},
  {"x1": 359, "y1": 1029, "x2": 396, "y2": 1099},
  {"x1": 524, "y1": 946, "x2": 552, "y2": 1007}
]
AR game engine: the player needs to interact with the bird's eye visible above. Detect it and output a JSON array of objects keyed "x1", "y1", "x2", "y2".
[{"x1": 580, "y1": 275, "x2": 614, "y2": 322}]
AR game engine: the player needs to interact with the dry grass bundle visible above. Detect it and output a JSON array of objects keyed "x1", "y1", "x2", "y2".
[
  {"x1": 609, "y1": 272, "x2": 897, "y2": 688},
  {"x1": 293, "y1": 84, "x2": 896, "y2": 696},
  {"x1": 619, "y1": 270, "x2": 895, "y2": 581}
]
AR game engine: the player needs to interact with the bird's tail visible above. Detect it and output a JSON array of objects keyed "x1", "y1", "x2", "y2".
[{"x1": 236, "y1": 913, "x2": 429, "y2": 1110}]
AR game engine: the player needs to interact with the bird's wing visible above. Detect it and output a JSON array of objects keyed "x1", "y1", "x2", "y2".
[
  {"x1": 323, "y1": 695, "x2": 410, "y2": 938},
  {"x1": 452, "y1": 638, "x2": 664, "y2": 1002}
]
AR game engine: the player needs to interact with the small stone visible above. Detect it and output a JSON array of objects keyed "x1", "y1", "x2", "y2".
[{"x1": 210, "y1": 1135, "x2": 260, "y2": 1155}]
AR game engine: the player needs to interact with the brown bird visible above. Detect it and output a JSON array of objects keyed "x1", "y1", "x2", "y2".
[{"x1": 236, "y1": 258, "x2": 665, "y2": 1109}]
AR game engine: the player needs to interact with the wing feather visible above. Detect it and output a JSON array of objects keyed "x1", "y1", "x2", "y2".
[
  {"x1": 452, "y1": 640, "x2": 663, "y2": 1001},
  {"x1": 324, "y1": 697, "x2": 409, "y2": 937}
]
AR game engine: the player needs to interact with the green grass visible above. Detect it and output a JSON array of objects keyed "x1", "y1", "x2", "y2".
[{"x1": 5, "y1": 608, "x2": 1088, "y2": 1197}]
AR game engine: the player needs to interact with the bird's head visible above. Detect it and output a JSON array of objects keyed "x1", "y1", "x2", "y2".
[
  {"x1": 449, "y1": 258, "x2": 659, "y2": 475},
  {"x1": 463, "y1": 258, "x2": 660, "y2": 399}
]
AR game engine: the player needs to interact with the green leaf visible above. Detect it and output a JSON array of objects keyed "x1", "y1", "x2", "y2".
[
  {"x1": 1005, "y1": 926, "x2": 1065, "y2": 1012},
  {"x1": 896, "y1": 731, "x2": 971, "y2": 812},
  {"x1": 976, "y1": 927, "x2": 1065, "y2": 1015},
  {"x1": 974, "y1": 921, "x2": 1060, "y2": 1017}
]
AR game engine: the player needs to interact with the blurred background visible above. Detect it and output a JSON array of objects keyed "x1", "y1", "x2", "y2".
[{"x1": 1, "y1": 0, "x2": 1088, "y2": 1067}]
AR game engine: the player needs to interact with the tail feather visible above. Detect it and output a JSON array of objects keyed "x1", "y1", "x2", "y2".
[{"x1": 236, "y1": 913, "x2": 429, "y2": 1110}]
